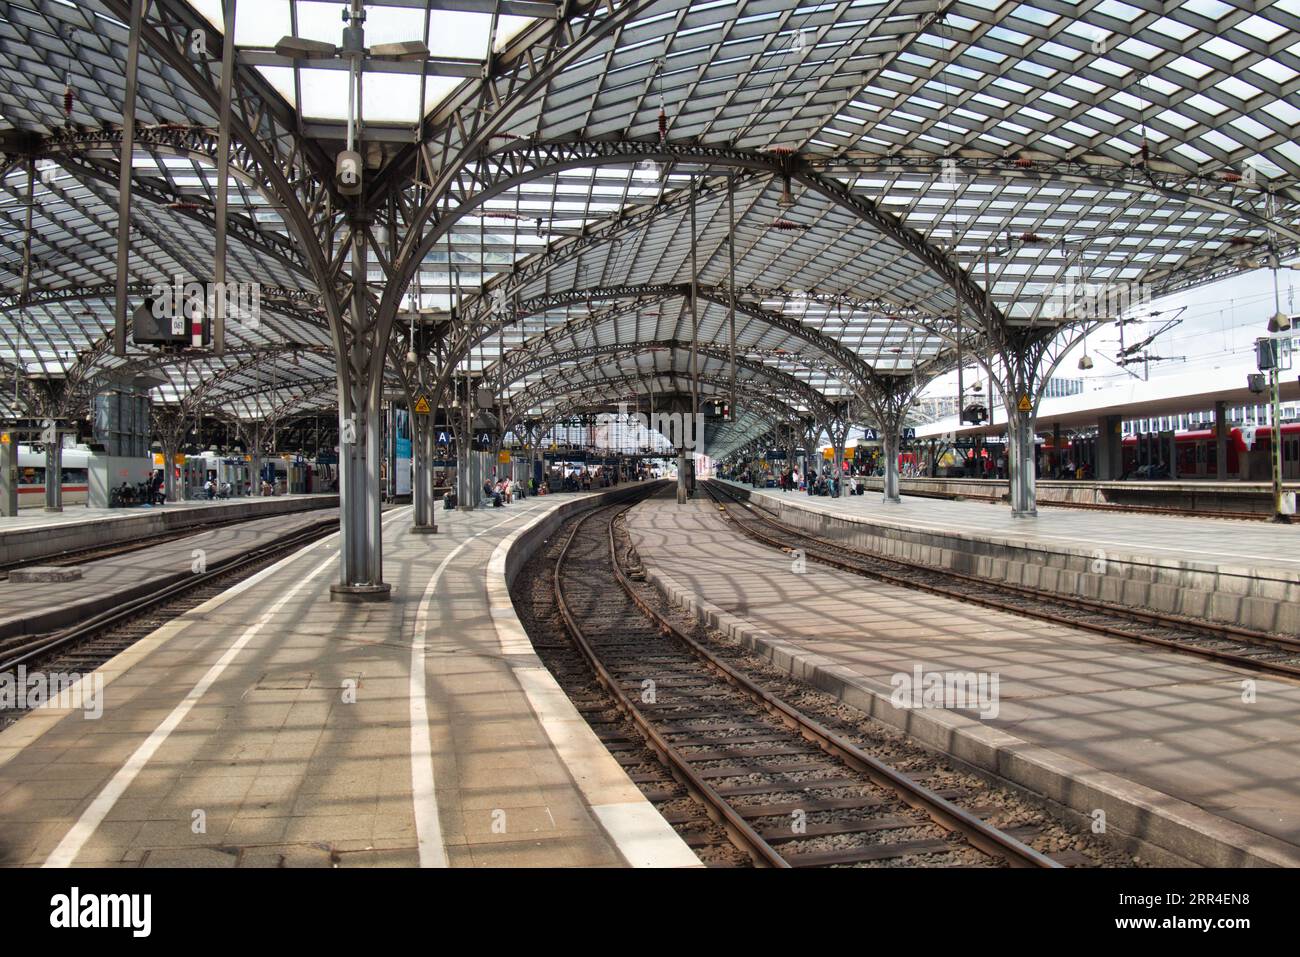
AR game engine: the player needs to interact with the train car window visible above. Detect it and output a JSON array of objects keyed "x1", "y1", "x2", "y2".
[{"x1": 18, "y1": 467, "x2": 44, "y2": 484}]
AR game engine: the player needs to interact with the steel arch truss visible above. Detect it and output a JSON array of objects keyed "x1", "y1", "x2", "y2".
[{"x1": 497, "y1": 338, "x2": 835, "y2": 425}]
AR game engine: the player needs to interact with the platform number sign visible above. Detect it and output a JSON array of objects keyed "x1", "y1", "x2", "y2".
[
  {"x1": 862, "y1": 428, "x2": 878, "y2": 441},
  {"x1": 341, "y1": 415, "x2": 357, "y2": 445},
  {"x1": 41, "y1": 419, "x2": 56, "y2": 444}
]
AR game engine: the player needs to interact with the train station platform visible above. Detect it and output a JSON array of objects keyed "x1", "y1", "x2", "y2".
[
  {"x1": 625, "y1": 494, "x2": 1300, "y2": 868},
  {"x1": 0, "y1": 488, "x2": 696, "y2": 868},
  {"x1": 720, "y1": 480, "x2": 1300, "y2": 635},
  {"x1": 0, "y1": 508, "x2": 339, "y2": 642},
  {"x1": 0, "y1": 494, "x2": 340, "y2": 567},
  {"x1": 854, "y1": 476, "x2": 1298, "y2": 517}
]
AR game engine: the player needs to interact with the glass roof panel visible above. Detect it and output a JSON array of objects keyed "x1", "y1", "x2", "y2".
[{"x1": 426, "y1": 11, "x2": 492, "y2": 58}]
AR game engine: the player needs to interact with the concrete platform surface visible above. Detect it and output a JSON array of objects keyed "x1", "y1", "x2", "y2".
[
  {"x1": 0, "y1": 493, "x2": 337, "y2": 534},
  {"x1": 627, "y1": 496, "x2": 1300, "y2": 867},
  {"x1": 722, "y1": 480, "x2": 1300, "y2": 634},
  {"x1": 0, "y1": 489, "x2": 696, "y2": 868},
  {"x1": 732, "y1": 480, "x2": 1299, "y2": 573},
  {"x1": 0, "y1": 494, "x2": 340, "y2": 568}
]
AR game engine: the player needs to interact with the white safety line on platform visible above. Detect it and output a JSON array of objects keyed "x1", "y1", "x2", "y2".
[
  {"x1": 409, "y1": 503, "x2": 548, "y2": 868},
  {"x1": 41, "y1": 508, "x2": 410, "y2": 867}
]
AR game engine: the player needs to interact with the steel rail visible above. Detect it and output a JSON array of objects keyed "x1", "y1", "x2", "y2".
[
  {"x1": 555, "y1": 496, "x2": 1058, "y2": 868},
  {"x1": 552, "y1": 501, "x2": 789, "y2": 868}
]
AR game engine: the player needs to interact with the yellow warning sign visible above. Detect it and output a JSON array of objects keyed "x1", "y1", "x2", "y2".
[
  {"x1": 1017, "y1": 394, "x2": 1032, "y2": 413},
  {"x1": 413, "y1": 394, "x2": 431, "y2": 414},
  {"x1": 0, "y1": 432, "x2": 9, "y2": 445}
]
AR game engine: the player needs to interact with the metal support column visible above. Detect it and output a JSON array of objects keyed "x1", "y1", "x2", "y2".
[
  {"x1": 411, "y1": 412, "x2": 431, "y2": 531},
  {"x1": 457, "y1": 394, "x2": 475, "y2": 511},
  {"x1": 211, "y1": 0, "x2": 236, "y2": 356},
  {"x1": 1008, "y1": 412, "x2": 1038, "y2": 517},
  {"x1": 163, "y1": 444, "x2": 178, "y2": 504},
  {"x1": 0, "y1": 436, "x2": 18, "y2": 516},
  {"x1": 882, "y1": 424, "x2": 901, "y2": 503},
  {"x1": 1214, "y1": 401, "x2": 1228, "y2": 480},
  {"x1": 331, "y1": 218, "x2": 390, "y2": 602},
  {"x1": 44, "y1": 438, "x2": 63, "y2": 512}
]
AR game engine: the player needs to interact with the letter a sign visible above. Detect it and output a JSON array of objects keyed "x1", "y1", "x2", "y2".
[{"x1": 413, "y1": 394, "x2": 431, "y2": 415}]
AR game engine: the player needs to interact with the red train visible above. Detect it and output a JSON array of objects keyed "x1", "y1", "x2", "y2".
[
  {"x1": 1145, "y1": 423, "x2": 1300, "y2": 480},
  {"x1": 1045, "y1": 423, "x2": 1300, "y2": 480}
]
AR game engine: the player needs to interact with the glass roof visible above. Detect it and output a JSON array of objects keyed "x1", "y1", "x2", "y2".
[
  {"x1": 187, "y1": 0, "x2": 535, "y2": 123},
  {"x1": 2, "y1": 0, "x2": 1299, "y2": 456}
]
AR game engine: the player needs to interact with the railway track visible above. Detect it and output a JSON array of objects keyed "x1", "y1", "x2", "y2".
[
  {"x1": 705, "y1": 481, "x2": 1300, "y2": 680},
  {"x1": 0, "y1": 517, "x2": 339, "y2": 729},
  {"x1": 545, "y1": 497, "x2": 1063, "y2": 868}
]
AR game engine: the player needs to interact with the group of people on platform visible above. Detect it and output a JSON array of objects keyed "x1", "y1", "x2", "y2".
[
  {"x1": 482, "y1": 475, "x2": 519, "y2": 506},
  {"x1": 726, "y1": 465, "x2": 876, "y2": 498},
  {"x1": 442, "y1": 465, "x2": 627, "y2": 509}
]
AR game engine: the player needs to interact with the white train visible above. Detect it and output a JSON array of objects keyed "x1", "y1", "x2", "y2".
[
  {"x1": 14, "y1": 445, "x2": 92, "y2": 506},
  {"x1": 182, "y1": 452, "x2": 324, "y2": 497},
  {"x1": 15, "y1": 445, "x2": 330, "y2": 507}
]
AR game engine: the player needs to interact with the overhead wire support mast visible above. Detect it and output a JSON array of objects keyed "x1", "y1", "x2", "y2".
[
  {"x1": 728, "y1": 173, "x2": 737, "y2": 424},
  {"x1": 113, "y1": 0, "x2": 145, "y2": 358},
  {"x1": 212, "y1": 0, "x2": 237, "y2": 358}
]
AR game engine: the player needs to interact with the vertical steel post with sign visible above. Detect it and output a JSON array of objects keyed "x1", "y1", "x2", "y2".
[{"x1": 0, "y1": 433, "x2": 18, "y2": 516}]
